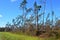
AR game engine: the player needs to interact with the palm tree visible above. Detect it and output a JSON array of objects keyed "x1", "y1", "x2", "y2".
[
  {"x1": 34, "y1": 1, "x2": 41, "y2": 30},
  {"x1": 5, "y1": 22, "x2": 11, "y2": 31},
  {"x1": 52, "y1": 11, "x2": 54, "y2": 27},
  {"x1": 45, "y1": 13, "x2": 51, "y2": 31},
  {"x1": 12, "y1": 19, "x2": 16, "y2": 25},
  {"x1": 20, "y1": 0, "x2": 27, "y2": 9},
  {"x1": 20, "y1": 0, "x2": 27, "y2": 26},
  {"x1": 25, "y1": 8, "x2": 32, "y2": 24},
  {"x1": 12, "y1": 18, "x2": 18, "y2": 31},
  {"x1": 46, "y1": 13, "x2": 50, "y2": 22}
]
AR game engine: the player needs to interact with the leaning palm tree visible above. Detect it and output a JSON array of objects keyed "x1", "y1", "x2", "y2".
[
  {"x1": 46, "y1": 13, "x2": 50, "y2": 22},
  {"x1": 20, "y1": 0, "x2": 33, "y2": 32},
  {"x1": 34, "y1": 1, "x2": 41, "y2": 30},
  {"x1": 25, "y1": 8, "x2": 32, "y2": 21},
  {"x1": 51, "y1": 11, "x2": 54, "y2": 27},
  {"x1": 5, "y1": 22, "x2": 11, "y2": 32}
]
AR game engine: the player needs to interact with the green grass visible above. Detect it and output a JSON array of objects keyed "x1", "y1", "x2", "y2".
[
  {"x1": 0, "y1": 32, "x2": 41, "y2": 40},
  {"x1": 0, "y1": 32, "x2": 59, "y2": 40}
]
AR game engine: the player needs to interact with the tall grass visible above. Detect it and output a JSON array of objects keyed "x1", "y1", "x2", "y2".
[
  {"x1": 0, "y1": 32, "x2": 59, "y2": 40},
  {"x1": 0, "y1": 32, "x2": 41, "y2": 40}
]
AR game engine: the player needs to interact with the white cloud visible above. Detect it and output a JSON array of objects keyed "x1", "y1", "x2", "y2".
[
  {"x1": 0, "y1": 14, "x2": 3, "y2": 18},
  {"x1": 10, "y1": 0, "x2": 17, "y2": 2}
]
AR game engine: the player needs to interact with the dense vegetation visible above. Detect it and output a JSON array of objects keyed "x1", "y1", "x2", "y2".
[{"x1": 0, "y1": 0, "x2": 60, "y2": 40}]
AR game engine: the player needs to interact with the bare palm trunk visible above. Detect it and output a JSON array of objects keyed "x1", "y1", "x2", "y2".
[
  {"x1": 36, "y1": 11, "x2": 38, "y2": 30},
  {"x1": 43, "y1": 12, "x2": 44, "y2": 25}
]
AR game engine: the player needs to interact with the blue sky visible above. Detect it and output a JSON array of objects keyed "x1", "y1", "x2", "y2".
[{"x1": 0, "y1": 0, "x2": 60, "y2": 27}]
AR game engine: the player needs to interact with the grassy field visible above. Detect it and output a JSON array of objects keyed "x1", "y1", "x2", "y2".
[
  {"x1": 0, "y1": 32, "x2": 59, "y2": 40},
  {"x1": 0, "y1": 32, "x2": 41, "y2": 40}
]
